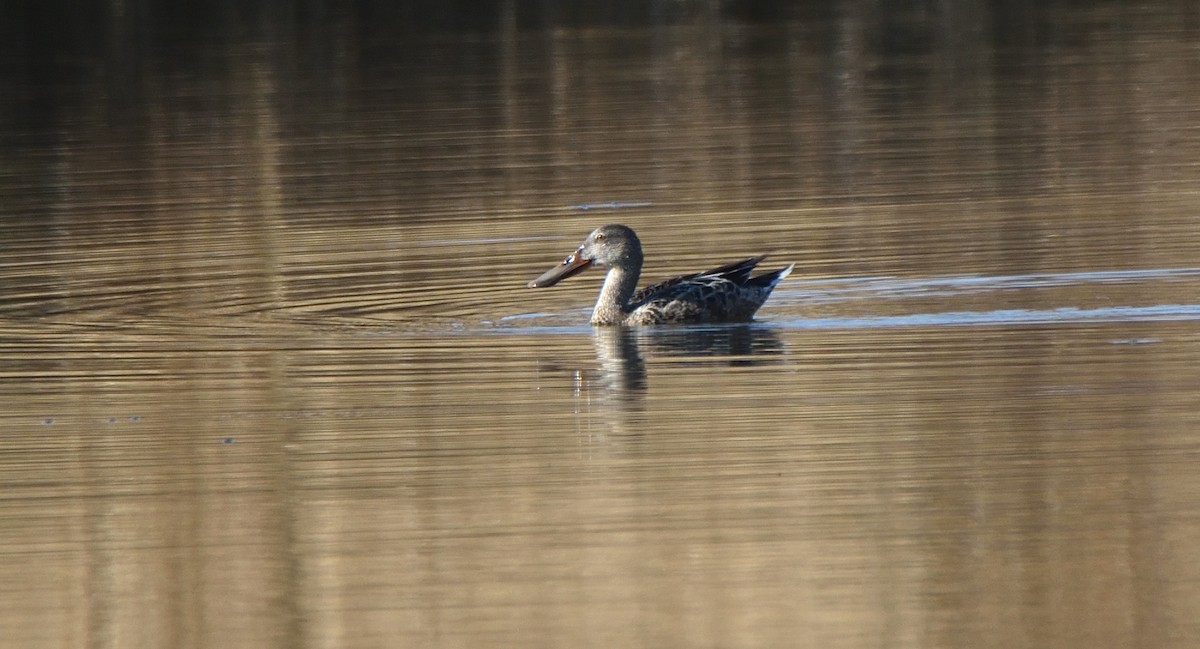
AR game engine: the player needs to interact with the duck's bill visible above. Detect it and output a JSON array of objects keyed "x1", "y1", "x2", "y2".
[{"x1": 527, "y1": 249, "x2": 592, "y2": 288}]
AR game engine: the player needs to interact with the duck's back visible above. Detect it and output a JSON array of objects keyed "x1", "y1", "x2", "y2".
[{"x1": 625, "y1": 257, "x2": 792, "y2": 324}]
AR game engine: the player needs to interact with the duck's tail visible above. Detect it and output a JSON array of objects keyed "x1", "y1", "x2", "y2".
[{"x1": 749, "y1": 263, "x2": 793, "y2": 290}]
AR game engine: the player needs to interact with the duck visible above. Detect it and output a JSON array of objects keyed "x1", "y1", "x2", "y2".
[{"x1": 527, "y1": 224, "x2": 792, "y2": 325}]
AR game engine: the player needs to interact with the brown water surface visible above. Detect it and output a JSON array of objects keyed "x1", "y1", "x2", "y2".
[{"x1": 3, "y1": 3, "x2": 1200, "y2": 648}]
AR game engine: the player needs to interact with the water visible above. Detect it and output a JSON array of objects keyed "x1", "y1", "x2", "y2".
[{"x1": 4, "y1": 2, "x2": 1200, "y2": 648}]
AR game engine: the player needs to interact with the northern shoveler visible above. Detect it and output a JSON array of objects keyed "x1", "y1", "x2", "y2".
[{"x1": 527, "y1": 224, "x2": 793, "y2": 325}]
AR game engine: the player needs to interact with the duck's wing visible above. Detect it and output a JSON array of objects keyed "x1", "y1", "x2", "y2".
[
  {"x1": 626, "y1": 256, "x2": 791, "y2": 323},
  {"x1": 630, "y1": 255, "x2": 767, "y2": 305},
  {"x1": 695, "y1": 255, "x2": 768, "y2": 285}
]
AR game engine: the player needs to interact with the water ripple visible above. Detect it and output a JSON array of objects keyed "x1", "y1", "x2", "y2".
[
  {"x1": 785, "y1": 267, "x2": 1200, "y2": 303},
  {"x1": 780, "y1": 303, "x2": 1200, "y2": 329}
]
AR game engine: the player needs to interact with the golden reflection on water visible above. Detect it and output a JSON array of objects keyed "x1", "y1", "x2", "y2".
[
  {"x1": 4, "y1": 3, "x2": 1200, "y2": 649},
  {"x1": 5, "y1": 321, "x2": 1200, "y2": 648}
]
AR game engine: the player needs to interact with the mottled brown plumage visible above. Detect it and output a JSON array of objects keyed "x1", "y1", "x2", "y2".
[{"x1": 527, "y1": 224, "x2": 792, "y2": 325}]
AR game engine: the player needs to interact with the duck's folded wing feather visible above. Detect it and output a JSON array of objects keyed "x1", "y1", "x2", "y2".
[{"x1": 630, "y1": 256, "x2": 766, "y2": 304}]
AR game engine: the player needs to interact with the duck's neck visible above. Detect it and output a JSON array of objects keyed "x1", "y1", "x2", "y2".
[{"x1": 591, "y1": 264, "x2": 641, "y2": 325}]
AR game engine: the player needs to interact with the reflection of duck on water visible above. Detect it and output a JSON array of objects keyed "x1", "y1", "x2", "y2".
[
  {"x1": 623, "y1": 324, "x2": 787, "y2": 360},
  {"x1": 539, "y1": 326, "x2": 791, "y2": 440},
  {"x1": 589, "y1": 325, "x2": 789, "y2": 400},
  {"x1": 528, "y1": 224, "x2": 792, "y2": 326}
]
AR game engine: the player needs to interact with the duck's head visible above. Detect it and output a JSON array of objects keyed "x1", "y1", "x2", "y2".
[{"x1": 527, "y1": 224, "x2": 643, "y2": 288}]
